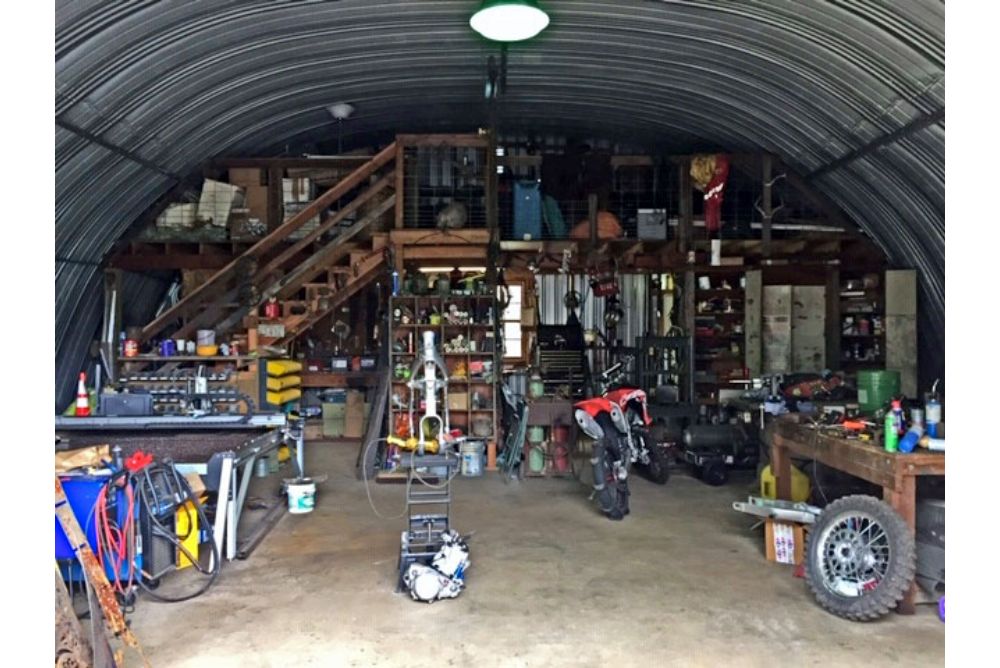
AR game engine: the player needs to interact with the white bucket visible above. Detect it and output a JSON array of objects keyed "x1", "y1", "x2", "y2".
[
  {"x1": 460, "y1": 441, "x2": 484, "y2": 477},
  {"x1": 196, "y1": 329, "x2": 216, "y2": 346},
  {"x1": 287, "y1": 478, "x2": 316, "y2": 514}
]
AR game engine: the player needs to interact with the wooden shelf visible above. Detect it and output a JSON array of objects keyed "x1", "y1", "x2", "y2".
[
  {"x1": 696, "y1": 289, "x2": 743, "y2": 297},
  {"x1": 119, "y1": 355, "x2": 257, "y2": 363}
]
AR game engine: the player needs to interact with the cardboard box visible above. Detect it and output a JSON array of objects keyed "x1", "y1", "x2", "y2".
[
  {"x1": 303, "y1": 423, "x2": 324, "y2": 441},
  {"x1": 344, "y1": 390, "x2": 365, "y2": 412},
  {"x1": 323, "y1": 418, "x2": 345, "y2": 438},
  {"x1": 765, "y1": 518, "x2": 805, "y2": 565},
  {"x1": 243, "y1": 184, "x2": 270, "y2": 224},
  {"x1": 322, "y1": 403, "x2": 346, "y2": 420},
  {"x1": 344, "y1": 412, "x2": 365, "y2": 438},
  {"x1": 448, "y1": 393, "x2": 469, "y2": 411},
  {"x1": 228, "y1": 168, "x2": 263, "y2": 187}
]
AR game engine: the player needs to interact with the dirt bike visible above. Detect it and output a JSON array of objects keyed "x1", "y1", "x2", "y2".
[{"x1": 573, "y1": 358, "x2": 669, "y2": 520}]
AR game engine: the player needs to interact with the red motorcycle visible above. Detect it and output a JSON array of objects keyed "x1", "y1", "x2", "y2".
[{"x1": 574, "y1": 359, "x2": 669, "y2": 520}]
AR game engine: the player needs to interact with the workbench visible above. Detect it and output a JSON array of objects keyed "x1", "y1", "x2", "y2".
[{"x1": 766, "y1": 414, "x2": 945, "y2": 614}]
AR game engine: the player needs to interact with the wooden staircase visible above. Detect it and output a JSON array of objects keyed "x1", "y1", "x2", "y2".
[{"x1": 140, "y1": 142, "x2": 399, "y2": 349}]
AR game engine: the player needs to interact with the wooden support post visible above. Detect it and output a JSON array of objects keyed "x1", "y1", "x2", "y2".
[
  {"x1": 682, "y1": 270, "x2": 696, "y2": 338},
  {"x1": 394, "y1": 141, "x2": 405, "y2": 229},
  {"x1": 267, "y1": 166, "x2": 283, "y2": 233},
  {"x1": 587, "y1": 193, "x2": 598, "y2": 246},
  {"x1": 407, "y1": 145, "x2": 419, "y2": 229},
  {"x1": 825, "y1": 268, "x2": 841, "y2": 370},
  {"x1": 883, "y1": 476, "x2": 918, "y2": 614},
  {"x1": 762, "y1": 155, "x2": 773, "y2": 257},
  {"x1": 772, "y1": 442, "x2": 792, "y2": 501},
  {"x1": 678, "y1": 160, "x2": 693, "y2": 253}
]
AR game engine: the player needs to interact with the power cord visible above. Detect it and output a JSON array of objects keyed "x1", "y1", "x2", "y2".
[{"x1": 133, "y1": 461, "x2": 219, "y2": 603}]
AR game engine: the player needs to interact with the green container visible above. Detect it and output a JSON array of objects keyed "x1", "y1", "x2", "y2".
[
  {"x1": 528, "y1": 445, "x2": 546, "y2": 473},
  {"x1": 857, "y1": 370, "x2": 901, "y2": 413},
  {"x1": 527, "y1": 426, "x2": 545, "y2": 443}
]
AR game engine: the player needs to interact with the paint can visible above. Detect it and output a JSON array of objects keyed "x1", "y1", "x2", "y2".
[
  {"x1": 460, "y1": 440, "x2": 484, "y2": 477},
  {"x1": 124, "y1": 339, "x2": 139, "y2": 358},
  {"x1": 287, "y1": 478, "x2": 315, "y2": 514},
  {"x1": 710, "y1": 239, "x2": 722, "y2": 266},
  {"x1": 196, "y1": 329, "x2": 216, "y2": 346},
  {"x1": 159, "y1": 339, "x2": 176, "y2": 357}
]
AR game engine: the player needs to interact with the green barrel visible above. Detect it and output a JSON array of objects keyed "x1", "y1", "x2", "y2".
[{"x1": 857, "y1": 370, "x2": 901, "y2": 413}]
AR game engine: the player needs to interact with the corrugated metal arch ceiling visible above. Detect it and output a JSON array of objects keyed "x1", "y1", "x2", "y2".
[{"x1": 54, "y1": 0, "x2": 945, "y2": 404}]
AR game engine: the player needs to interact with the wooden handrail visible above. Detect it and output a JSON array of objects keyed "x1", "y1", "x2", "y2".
[{"x1": 140, "y1": 141, "x2": 397, "y2": 341}]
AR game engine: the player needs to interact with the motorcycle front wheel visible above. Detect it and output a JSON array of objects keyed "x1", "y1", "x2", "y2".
[{"x1": 591, "y1": 438, "x2": 630, "y2": 520}]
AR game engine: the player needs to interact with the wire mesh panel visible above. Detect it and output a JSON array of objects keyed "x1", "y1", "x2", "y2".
[{"x1": 401, "y1": 146, "x2": 489, "y2": 229}]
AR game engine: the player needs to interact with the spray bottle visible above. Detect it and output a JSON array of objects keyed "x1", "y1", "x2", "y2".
[
  {"x1": 925, "y1": 379, "x2": 942, "y2": 439},
  {"x1": 883, "y1": 412, "x2": 898, "y2": 452},
  {"x1": 890, "y1": 399, "x2": 905, "y2": 437}
]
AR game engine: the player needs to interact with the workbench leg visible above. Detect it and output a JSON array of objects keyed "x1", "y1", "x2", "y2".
[
  {"x1": 883, "y1": 476, "x2": 917, "y2": 615},
  {"x1": 772, "y1": 443, "x2": 792, "y2": 500}
]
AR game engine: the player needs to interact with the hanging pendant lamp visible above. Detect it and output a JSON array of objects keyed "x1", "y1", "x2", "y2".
[{"x1": 470, "y1": 0, "x2": 550, "y2": 42}]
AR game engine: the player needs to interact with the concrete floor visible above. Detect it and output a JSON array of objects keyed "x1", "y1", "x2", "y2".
[{"x1": 130, "y1": 442, "x2": 944, "y2": 667}]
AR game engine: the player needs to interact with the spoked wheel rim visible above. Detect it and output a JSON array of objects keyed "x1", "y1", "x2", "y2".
[{"x1": 816, "y1": 511, "x2": 891, "y2": 598}]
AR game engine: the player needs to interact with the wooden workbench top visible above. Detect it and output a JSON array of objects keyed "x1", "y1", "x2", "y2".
[{"x1": 767, "y1": 414, "x2": 944, "y2": 490}]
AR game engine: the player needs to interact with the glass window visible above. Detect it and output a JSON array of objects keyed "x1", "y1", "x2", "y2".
[{"x1": 500, "y1": 284, "x2": 523, "y2": 359}]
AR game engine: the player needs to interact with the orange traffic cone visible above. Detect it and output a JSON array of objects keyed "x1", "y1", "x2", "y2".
[{"x1": 75, "y1": 372, "x2": 90, "y2": 417}]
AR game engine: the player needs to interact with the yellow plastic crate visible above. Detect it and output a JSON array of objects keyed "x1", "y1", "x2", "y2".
[
  {"x1": 267, "y1": 359, "x2": 303, "y2": 377},
  {"x1": 267, "y1": 388, "x2": 302, "y2": 405},
  {"x1": 266, "y1": 375, "x2": 301, "y2": 391}
]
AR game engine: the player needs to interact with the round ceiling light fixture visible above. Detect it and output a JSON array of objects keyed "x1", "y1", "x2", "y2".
[
  {"x1": 470, "y1": 0, "x2": 550, "y2": 42},
  {"x1": 327, "y1": 102, "x2": 355, "y2": 120}
]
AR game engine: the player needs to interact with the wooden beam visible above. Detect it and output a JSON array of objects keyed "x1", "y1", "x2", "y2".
[
  {"x1": 109, "y1": 254, "x2": 234, "y2": 271},
  {"x1": 267, "y1": 165, "x2": 283, "y2": 232},
  {"x1": 394, "y1": 141, "x2": 405, "y2": 229},
  {"x1": 678, "y1": 160, "x2": 693, "y2": 252},
  {"x1": 587, "y1": 194, "x2": 598, "y2": 246},
  {"x1": 389, "y1": 229, "x2": 491, "y2": 246},
  {"x1": 403, "y1": 246, "x2": 489, "y2": 261},
  {"x1": 396, "y1": 134, "x2": 488, "y2": 148}
]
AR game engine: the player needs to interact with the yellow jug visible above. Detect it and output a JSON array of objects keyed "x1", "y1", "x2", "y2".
[{"x1": 760, "y1": 464, "x2": 811, "y2": 503}]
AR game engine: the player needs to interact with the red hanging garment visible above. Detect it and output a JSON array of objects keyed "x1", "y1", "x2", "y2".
[{"x1": 703, "y1": 155, "x2": 730, "y2": 233}]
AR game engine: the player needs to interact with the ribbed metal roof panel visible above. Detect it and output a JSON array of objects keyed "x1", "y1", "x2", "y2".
[{"x1": 54, "y1": 0, "x2": 945, "y2": 403}]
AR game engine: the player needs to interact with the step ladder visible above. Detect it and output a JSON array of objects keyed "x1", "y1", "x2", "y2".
[{"x1": 394, "y1": 452, "x2": 459, "y2": 592}]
